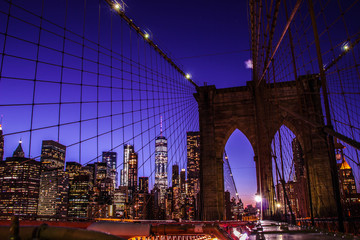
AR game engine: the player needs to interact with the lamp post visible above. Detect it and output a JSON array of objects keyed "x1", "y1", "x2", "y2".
[{"x1": 255, "y1": 194, "x2": 262, "y2": 220}]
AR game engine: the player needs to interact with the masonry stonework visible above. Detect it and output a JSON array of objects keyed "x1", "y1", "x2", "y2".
[{"x1": 194, "y1": 75, "x2": 337, "y2": 220}]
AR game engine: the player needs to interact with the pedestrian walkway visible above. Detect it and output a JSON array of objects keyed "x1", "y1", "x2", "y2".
[{"x1": 248, "y1": 220, "x2": 359, "y2": 240}]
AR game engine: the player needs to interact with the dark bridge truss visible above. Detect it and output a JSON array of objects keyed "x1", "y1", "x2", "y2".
[{"x1": 249, "y1": 0, "x2": 360, "y2": 231}]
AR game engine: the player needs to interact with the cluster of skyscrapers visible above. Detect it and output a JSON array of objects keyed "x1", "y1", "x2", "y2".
[{"x1": 0, "y1": 124, "x2": 202, "y2": 220}]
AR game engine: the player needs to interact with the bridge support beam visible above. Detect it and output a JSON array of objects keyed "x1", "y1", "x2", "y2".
[{"x1": 195, "y1": 86, "x2": 225, "y2": 221}]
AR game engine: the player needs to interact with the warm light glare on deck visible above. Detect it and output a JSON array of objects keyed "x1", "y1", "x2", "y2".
[
  {"x1": 185, "y1": 73, "x2": 191, "y2": 79},
  {"x1": 144, "y1": 33, "x2": 150, "y2": 39}
]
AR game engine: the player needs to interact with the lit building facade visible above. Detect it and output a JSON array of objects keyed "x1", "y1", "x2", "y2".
[
  {"x1": 0, "y1": 142, "x2": 41, "y2": 220},
  {"x1": 171, "y1": 165, "x2": 181, "y2": 219},
  {"x1": 94, "y1": 162, "x2": 108, "y2": 184},
  {"x1": 89, "y1": 177, "x2": 114, "y2": 218},
  {"x1": 186, "y1": 131, "x2": 200, "y2": 220},
  {"x1": 179, "y1": 168, "x2": 188, "y2": 219},
  {"x1": 128, "y1": 152, "x2": 138, "y2": 197},
  {"x1": 137, "y1": 177, "x2": 149, "y2": 219},
  {"x1": 37, "y1": 168, "x2": 69, "y2": 219},
  {"x1": 38, "y1": 140, "x2": 68, "y2": 219},
  {"x1": 154, "y1": 135, "x2": 168, "y2": 207},
  {"x1": 114, "y1": 186, "x2": 128, "y2": 218},
  {"x1": 102, "y1": 151, "x2": 118, "y2": 188},
  {"x1": 66, "y1": 161, "x2": 84, "y2": 182},
  {"x1": 68, "y1": 174, "x2": 92, "y2": 219},
  {"x1": 40, "y1": 140, "x2": 66, "y2": 169},
  {"x1": 121, "y1": 144, "x2": 134, "y2": 187}
]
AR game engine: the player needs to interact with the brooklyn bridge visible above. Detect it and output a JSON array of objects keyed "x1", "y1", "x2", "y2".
[{"x1": 0, "y1": 0, "x2": 359, "y2": 239}]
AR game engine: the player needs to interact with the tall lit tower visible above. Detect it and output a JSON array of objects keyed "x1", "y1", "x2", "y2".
[
  {"x1": 128, "y1": 152, "x2": 138, "y2": 196},
  {"x1": 121, "y1": 144, "x2": 134, "y2": 187},
  {"x1": 40, "y1": 140, "x2": 66, "y2": 169},
  {"x1": 102, "y1": 151, "x2": 118, "y2": 188},
  {"x1": 0, "y1": 123, "x2": 4, "y2": 161},
  {"x1": 155, "y1": 117, "x2": 168, "y2": 206},
  {"x1": 187, "y1": 132, "x2": 200, "y2": 196},
  {"x1": 187, "y1": 131, "x2": 200, "y2": 220},
  {"x1": 38, "y1": 140, "x2": 68, "y2": 219}
]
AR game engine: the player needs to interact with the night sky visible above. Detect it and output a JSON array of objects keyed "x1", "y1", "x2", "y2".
[
  {"x1": 122, "y1": 0, "x2": 257, "y2": 205},
  {"x1": 0, "y1": 0, "x2": 257, "y2": 206}
]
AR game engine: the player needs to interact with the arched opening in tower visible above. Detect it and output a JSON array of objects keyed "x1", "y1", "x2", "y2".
[
  {"x1": 224, "y1": 129, "x2": 256, "y2": 220},
  {"x1": 271, "y1": 125, "x2": 310, "y2": 220}
]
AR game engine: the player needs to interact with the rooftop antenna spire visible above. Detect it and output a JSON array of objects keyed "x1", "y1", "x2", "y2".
[{"x1": 160, "y1": 116, "x2": 163, "y2": 136}]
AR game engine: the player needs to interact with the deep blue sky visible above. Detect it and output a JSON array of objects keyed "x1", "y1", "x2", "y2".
[
  {"x1": 0, "y1": 0, "x2": 257, "y2": 206},
  {"x1": 123, "y1": 0, "x2": 252, "y2": 88},
  {"x1": 122, "y1": 0, "x2": 256, "y2": 205}
]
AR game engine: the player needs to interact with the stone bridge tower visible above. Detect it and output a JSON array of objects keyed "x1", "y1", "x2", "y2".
[{"x1": 194, "y1": 75, "x2": 337, "y2": 220}]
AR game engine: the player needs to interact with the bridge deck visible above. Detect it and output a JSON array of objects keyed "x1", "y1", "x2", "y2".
[{"x1": 249, "y1": 220, "x2": 358, "y2": 240}]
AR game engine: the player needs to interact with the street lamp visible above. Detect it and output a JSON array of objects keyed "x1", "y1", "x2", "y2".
[{"x1": 255, "y1": 194, "x2": 262, "y2": 221}]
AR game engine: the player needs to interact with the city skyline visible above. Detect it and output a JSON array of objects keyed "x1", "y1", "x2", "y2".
[
  {"x1": 0, "y1": 128, "x2": 246, "y2": 221},
  {"x1": 0, "y1": 0, "x2": 258, "y2": 208}
]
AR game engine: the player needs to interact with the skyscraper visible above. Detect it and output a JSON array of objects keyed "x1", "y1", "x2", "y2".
[
  {"x1": 180, "y1": 168, "x2": 186, "y2": 193},
  {"x1": 40, "y1": 140, "x2": 66, "y2": 170},
  {"x1": 154, "y1": 135, "x2": 168, "y2": 207},
  {"x1": 94, "y1": 162, "x2": 108, "y2": 183},
  {"x1": 172, "y1": 165, "x2": 179, "y2": 187},
  {"x1": 68, "y1": 174, "x2": 92, "y2": 219},
  {"x1": 0, "y1": 142, "x2": 41, "y2": 220},
  {"x1": 121, "y1": 144, "x2": 134, "y2": 187},
  {"x1": 37, "y1": 169, "x2": 69, "y2": 219},
  {"x1": 38, "y1": 140, "x2": 68, "y2": 219},
  {"x1": 179, "y1": 168, "x2": 188, "y2": 219},
  {"x1": 102, "y1": 151, "x2": 118, "y2": 188},
  {"x1": 138, "y1": 177, "x2": 149, "y2": 219},
  {"x1": 186, "y1": 131, "x2": 200, "y2": 219},
  {"x1": 0, "y1": 124, "x2": 4, "y2": 161},
  {"x1": 128, "y1": 151, "x2": 138, "y2": 198},
  {"x1": 171, "y1": 165, "x2": 181, "y2": 219}
]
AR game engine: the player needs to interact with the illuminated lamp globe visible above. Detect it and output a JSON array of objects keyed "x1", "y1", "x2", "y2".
[
  {"x1": 114, "y1": 3, "x2": 121, "y2": 10},
  {"x1": 342, "y1": 44, "x2": 350, "y2": 52},
  {"x1": 255, "y1": 195, "x2": 262, "y2": 203}
]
